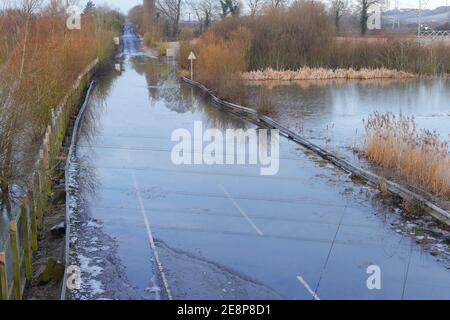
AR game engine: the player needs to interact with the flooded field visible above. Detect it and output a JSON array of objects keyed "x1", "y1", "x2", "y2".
[{"x1": 246, "y1": 78, "x2": 450, "y2": 161}]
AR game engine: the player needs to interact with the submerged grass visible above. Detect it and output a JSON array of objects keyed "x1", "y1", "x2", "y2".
[
  {"x1": 253, "y1": 86, "x2": 276, "y2": 116},
  {"x1": 364, "y1": 112, "x2": 450, "y2": 198}
]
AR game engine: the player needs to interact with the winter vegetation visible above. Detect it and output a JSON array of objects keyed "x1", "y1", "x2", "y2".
[
  {"x1": 170, "y1": 1, "x2": 450, "y2": 200},
  {"x1": 0, "y1": 0, "x2": 123, "y2": 205},
  {"x1": 176, "y1": 1, "x2": 450, "y2": 99},
  {"x1": 364, "y1": 113, "x2": 449, "y2": 198},
  {"x1": 242, "y1": 67, "x2": 415, "y2": 81}
]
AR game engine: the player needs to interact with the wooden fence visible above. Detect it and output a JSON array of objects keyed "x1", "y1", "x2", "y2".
[{"x1": 0, "y1": 58, "x2": 98, "y2": 300}]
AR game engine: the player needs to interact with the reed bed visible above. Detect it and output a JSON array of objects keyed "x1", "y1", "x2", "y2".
[
  {"x1": 242, "y1": 67, "x2": 416, "y2": 81},
  {"x1": 364, "y1": 112, "x2": 450, "y2": 197}
]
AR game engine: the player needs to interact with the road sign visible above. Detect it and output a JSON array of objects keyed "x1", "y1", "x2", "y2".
[
  {"x1": 166, "y1": 47, "x2": 176, "y2": 59},
  {"x1": 188, "y1": 52, "x2": 196, "y2": 61},
  {"x1": 188, "y1": 51, "x2": 196, "y2": 81}
]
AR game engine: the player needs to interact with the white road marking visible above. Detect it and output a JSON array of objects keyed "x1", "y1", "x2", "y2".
[
  {"x1": 219, "y1": 184, "x2": 264, "y2": 236},
  {"x1": 131, "y1": 171, "x2": 173, "y2": 300},
  {"x1": 297, "y1": 276, "x2": 321, "y2": 300}
]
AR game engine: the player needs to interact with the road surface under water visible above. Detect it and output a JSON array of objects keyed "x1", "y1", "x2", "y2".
[{"x1": 69, "y1": 27, "x2": 450, "y2": 300}]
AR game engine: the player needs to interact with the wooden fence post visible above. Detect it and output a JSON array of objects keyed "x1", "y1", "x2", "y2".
[
  {"x1": 28, "y1": 184, "x2": 38, "y2": 252},
  {"x1": 10, "y1": 219, "x2": 22, "y2": 300},
  {"x1": 0, "y1": 252, "x2": 8, "y2": 300},
  {"x1": 36, "y1": 160, "x2": 44, "y2": 230},
  {"x1": 44, "y1": 128, "x2": 52, "y2": 197},
  {"x1": 21, "y1": 198, "x2": 32, "y2": 281},
  {"x1": 47, "y1": 125, "x2": 53, "y2": 179}
]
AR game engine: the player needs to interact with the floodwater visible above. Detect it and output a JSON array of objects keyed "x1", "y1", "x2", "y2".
[
  {"x1": 68, "y1": 26, "x2": 450, "y2": 300},
  {"x1": 0, "y1": 207, "x2": 9, "y2": 251},
  {"x1": 246, "y1": 78, "x2": 450, "y2": 161}
]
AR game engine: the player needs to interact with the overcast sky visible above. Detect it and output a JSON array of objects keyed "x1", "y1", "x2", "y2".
[{"x1": 75, "y1": 0, "x2": 450, "y2": 14}]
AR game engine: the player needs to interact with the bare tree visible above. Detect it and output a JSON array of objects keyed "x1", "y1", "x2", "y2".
[
  {"x1": 128, "y1": 4, "x2": 144, "y2": 29},
  {"x1": 219, "y1": 0, "x2": 241, "y2": 18},
  {"x1": 247, "y1": 0, "x2": 265, "y2": 16},
  {"x1": 0, "y1": 81, "x2": 21, "y2": 207},
  {"x1": 143, "y1": 0, "x2": 156, "y2": 32},
  {"x1": 269, "y1": 0, "x2": 287, "y2": 8},
  {"x1": 18, "y1": 0, "x2": 43, "y2": 80},
  {"x1": 358, "y1": 0, "x2": 380, "y2": 35},
  {"x1": 330, "y1": 0, "x2": 348, "y2": 32},
  {"x1": 0, "y1": 0, "x2": 42, "y2": 205},
  {"x1": 156, "y1": 0, "x2": 183, "y2": 37},
  {"x1": 189, "y1": 0, "x2": 217, "y2": 33}
]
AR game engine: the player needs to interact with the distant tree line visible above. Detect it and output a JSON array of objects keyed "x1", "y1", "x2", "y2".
[{"x1": 128, "y1": 0, "x2": 400, "y2": 39}]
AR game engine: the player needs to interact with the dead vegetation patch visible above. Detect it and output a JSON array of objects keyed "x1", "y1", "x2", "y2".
[
  {"x1": 242, "y1": 67, "x2": 415, "y2": 81},
  {"x1": 364, "y1": 112, "x2": 449, "y2": 198}
]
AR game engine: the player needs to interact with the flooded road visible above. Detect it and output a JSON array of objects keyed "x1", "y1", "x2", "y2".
[{"x1": 69, "y1": 26, "x2": 450, "y2": 300}]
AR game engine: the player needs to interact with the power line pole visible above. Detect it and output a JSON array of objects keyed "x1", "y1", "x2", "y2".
[
  {"x1": 392, "y1": 0, "x2": 400, "y2": 29},
  {"x1": 418, "y1": 0, "x2": 429, "y2": 40}
]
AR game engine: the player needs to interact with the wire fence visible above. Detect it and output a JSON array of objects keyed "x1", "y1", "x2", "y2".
[{"x1": 0, "y1": 58, "x2": 98, "y2": 300}]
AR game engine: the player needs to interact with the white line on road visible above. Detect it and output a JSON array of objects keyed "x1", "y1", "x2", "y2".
[
  {"x1": 219, "y1": 184, "x2": 264, "y2": 236},
  {"x1": 132, "y1": 171, "x2": 173, "y2": 300},
  {"x1": 297, "y1": 276, "x2": 321, "y2": 300}
]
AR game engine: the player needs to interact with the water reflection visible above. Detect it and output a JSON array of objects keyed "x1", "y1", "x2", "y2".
[
  {"x1": 75, "y1": 65, "x2": 122, "y2": 202},
  {"x1": 130, "y1": 57, "x2": 252, "y2": 131},
  {"x1": 247, "y1": 78, "x2": 450, "y2": 158},
  {"x1": 245, "y1": 78, "x2": 415, "y2": 90}
]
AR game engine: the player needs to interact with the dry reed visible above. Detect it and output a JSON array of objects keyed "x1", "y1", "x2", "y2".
[
  {"x1": 364, "y1": 112, "x2": 449, "y2": 197},
  {"x1": 242, "y1": 67, "x2": 416, "y2": 81}
]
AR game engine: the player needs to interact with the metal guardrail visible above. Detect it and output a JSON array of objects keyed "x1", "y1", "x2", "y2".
[
  {"x1": 181, "y1": 76, "x2": 450, "y2": 227},
  {"x1": 0, "y1": 58, "x2": 98, "y2": 300}
]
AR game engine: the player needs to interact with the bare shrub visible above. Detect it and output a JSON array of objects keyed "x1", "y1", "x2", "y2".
[
  {"x1": 249, "y1": 1, "x2": 334, "y2": 70},
  {"x1": 195, "y1": 25, "x2": 253, "y2": 104},
  {"x1": 178, "y1": 41, "x2": 197, "y2": 70},
  {"x1": 330, "y1": 38, "x2": 450, "y2": 75},
  {"x1": 0, "y1": 1, "x2": 123, "y2": 203}
]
